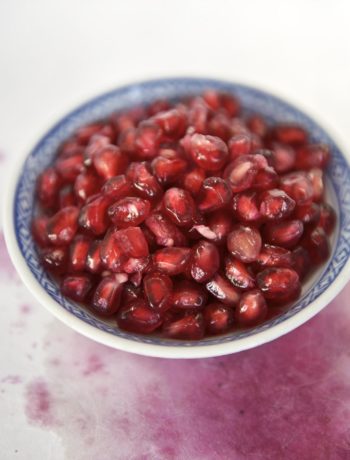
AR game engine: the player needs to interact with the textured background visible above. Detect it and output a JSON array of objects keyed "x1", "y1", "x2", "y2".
[{"x1": 1, "y1": 1, "x2": 350, "y2": 459}]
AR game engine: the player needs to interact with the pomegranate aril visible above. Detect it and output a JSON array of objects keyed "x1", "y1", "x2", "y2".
[
  {"x1": 147, "y1": 99, "x2": 171, "y2": 116},
  {"x1": 93, "y1": 145, "x2": 127, "y2": 180},
  {"x1": 227, "y1": 225, "x2": 262, "y2": 263},
  {"x1": 40, "y1": 246, "x2": 68, "y2": 274},
  {"x1": 108, "y1": 197, "x2": 150, "y2": 227},
  {"x1": 232, "y1": 191, "x2": 261, "y2": 224},
  {"x1": 228, "y1": 133, "x2": 261, "y2": 161},
  {"x1": 153, "y1": 247, "x2": 191, "y2": 276},
  {"x1": 170, "y1": 280, "x2": 208, "y2": 310},
  {"x1": 151, "y1": 149, "x2": 187, "y2": 185},
  {"x1": 143, "y1": 271, "x2": 173, "y2": 311},
  {"x1": 122, "y1": 256, "x2": 150, "y2": 274},
  {"x1": 263, "y1": 219, "x2": 304, "y2": 248},
  {"x1": 206, "y1": 211, "x2": 233, "y2": 244},
  {"x1": 224, "y1": 154, "x2": 267, "y2": 193},
  {"x1": 267, "y1": 143, "x2": 296, "y2": 173},
  {"x1": 253, "y1": 167, "x2": 279, "y2": 191},
  {"x1": 85, "y1": 240, "x2": 103, "y2": 273},
  {"x1": 203, "y1": 90, "x2": 240, "y2": 117},
  {"x1": 190, "y1": 240, "x2": 220, "y2": 283},
  {"x1": 47, "y1": 206, "x2": 79, "y2": 245},
  {"x1": 181, "y1": 133, "x2": 228, "y2": 172},
  {"x1": 207, "y1": 112, "x2": 232, "y2": 141},
  {"x1": 259, "y1": 189, "x2": 296, "y2": 221},
  {"x1": 236, "y1": 290, "x2": 267, "y2": 326},
  {"x1": 117, "y1": 299, "x2": 162, "y2": 334},
  {"x1": 302, "y1": 227, "x2": 330, "y2": 264},
  {"x1": 74, "y1": 169, "x2": 101, "y2": 203},
  {"x1": 270, "y1": 124, "x2": 308, "y2": 146},
  {"x1": 162, "y1": 313, "x2": 204, "y2": 340},
  {"x1": 122, "y1": 284, "x2": 141, "y2": 304},
  {"x1": 76, "y1": 122, "x2": 104, "y2": 145},
  {"x1": 102, "y1": 175, "x2": 132, "y2": 200},
  {"x1": 294, "y1": 202, "x2": 320, "y2": 224},
  {"x1": 61, "y1": 274, "x2": 93, "y2": 302},
  {"x1": 58, "y1": 139, "x2": 83, "y2": 158},
  {"x1": 247, "y1": 114, "x2": 268, "y2": 138},
  {"x1": 180, "y1": 167, "x2": 206, "y2": 195},
  {"x1": 32, "y1": 216, "x2": 50, "y2": 247},
  {"x1": 56, "y1": 152, "x2": 84, "y2": 182},
  {"x1": 317, "y1": 203, "x2": 336, "y2": 235},
  {"x1": 145, "y1": 213, "x2": 187, "y2": 247},
  {"x1": 36, "y1": 167, "x2": 61, "y2": 209},
  {"x1": 280, "y1": 172, "x2": 313, "y2": 205},
  {"x1": 70, "y1": 235, "x2": 91, "y2": 272},
  {"x1": 92, "y1": 274, "x2": 128, "y2": 316},
  {"x1": 79, "y1": 195, "x2": 112, "y2": 235},
  {"x1": 126, "y1": 162, "x2": 162, "y2": 201},
  {"x1": 163, "y1": 187, "x2": 196, "y2": 227},
  {"x1": 58, "y1": 185, "x2": 76, "y2": 209},
  {"x1": 84, "y1": 134, "x2": 111, "y2": 162},
  {"x1": 256, "y1": 267, "x2": 300, "y2": 300},
  {"x1": 204, "y1": 303, "x2": 234, "y2": 335},
  {"x1": 307, "y1": 168, "x2": 324, "y2": 202},
  {"x1": 225, "y1": 257, "x2": 255, "y2": 290},
  {"x1": 292, "y1": 246, "x2": 311, "y2": 279},
  {"x1": 256, "y1": 244, "x2": 294, "y2": 269},
  {"x1": 295, "y1": 144, "x2": 330, "y2": 170},
  {"x1": 197, "y1": 177, "x2": 232, "y2": 213},
  {"x1": 206, "y1": 273, "x2": 240, "y2": 306},
  {"x1": 134, "y1": 122, "x2": 162, "y2": 159},
  {"x1": 118, "y1": 128, "x2": 137, "y2": 155},
  {"x1": 152, "y1": 107, "x2": 188, "y2": 140},
  {"x1": 188, "y1": 97, "x2": 211, "y2": 133}
]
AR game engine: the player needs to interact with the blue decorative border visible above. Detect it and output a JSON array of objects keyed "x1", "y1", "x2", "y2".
[{"x1": 13, "y1": 78, "x2": 350, "y2": 346}]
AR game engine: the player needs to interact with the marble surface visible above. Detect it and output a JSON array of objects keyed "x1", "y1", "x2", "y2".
[{"x1": 1, "y1": 1, "x2": 350, "y2": 459}]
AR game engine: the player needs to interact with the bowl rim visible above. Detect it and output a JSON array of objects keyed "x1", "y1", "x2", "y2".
[{"x1": 4, "y1": 76, "x2": 350, "y2": 359}]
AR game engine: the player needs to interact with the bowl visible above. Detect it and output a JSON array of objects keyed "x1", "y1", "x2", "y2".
[{"x1": 4, "y1": 77, "x2": 350, "y2": 359}]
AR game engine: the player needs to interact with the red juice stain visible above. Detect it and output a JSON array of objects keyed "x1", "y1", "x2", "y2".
[
  {"x1": 1, "y1": 375, "x2": 22, "y2": 384},
  {"x1": 25, "y1": 379, "x2": 54, "y2": 427},
  {"x1": 82, "y1": 354, "x2": 104, "y2": 376},
  {"x1": 20, "y1": 304, "x2": 32, "y2": 314}
]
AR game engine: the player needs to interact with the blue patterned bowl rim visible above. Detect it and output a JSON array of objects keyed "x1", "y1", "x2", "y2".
[{"x1": 4, "y1": 77, "x2": 350, "y2": 358}]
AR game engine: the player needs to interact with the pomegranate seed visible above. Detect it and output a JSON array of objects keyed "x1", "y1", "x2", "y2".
[
  {"x1": 100, "y1": 228, "x2": 125, "y2": 272},
  {"x1": 162, "y1": 187, "x2": 196, "y2": 227},
  {"x1": 134, "y1": 122, "x2": 162, "y2": 159},
  {"x1": 227, "y1": 225, "x2": 262, "y2": 263},
  {"x1": 47, "y1": 206, "x2": 79, "y2": 245},
  {"x1": 69, "y1": 235, "x2": 91, "y2": 272},
  {"x1": 56, "y1": 152, "x2": 84, "y2": 182},
  {"x1": 102, "y1": 175, "x2": 132, "y2": 200},
  {"x1": 152, "y1": 107, "x2": 188, "y2": 140},
  {"x1": 270, "y1": 124, "x2": 308, "y2": 146},
  {"x1": 122, "y1": 284, "x2": 141, "y2": 304},
  {"x1": 317, "y1": 203, "x2": 336, "y2": 235},
  {"x1": 117, "y1": 299, "x2": 162, "y2": 334},
  {"x1": 280, "y1": 172, "x2": 313, "y2": 205},
  {"x1": 257, "y1": 268, "x2": 300, "y2": 300},
  {"x1": 118, "y1": 128, "x2": 137, "y2": 155},
  {"x1": 145, "y1": 213, "x2": 187, "y2": 247},
  {"x1": 228, "y1": 133, "x2": 261, "y2": 161},
  {"x1": 111, "y1": 113, "x2": 135, "y2": 133},
  {"x1": 232, "y1": 191, "x2": 261, "y2": 224},
  {"x1": 61, "y1": 274, "x2": 92, "y2": 302},
  {"x1": 92, "y1": 273, "x2": 128, "y2": 316},
  {"x1": 36, "y1": 167, "x2": 61, "y2": 209},
  {"x1": 302, "y1": 227, "x2": 330, "y2": 264},
  {"x1": 151, "y1": 149, "x2": 187, "y2": 185},
  {"x1": 230, "y1": 118, "x2": 249, "y2": 136},
  {"x1": 143, "y1": 271, "x2": 173, "y2": 311},
  {"x1": 170, "y1": 280, "x2": 208, "y2": 310},
  {"x1": 85, "y1": 240, "x2": 103, "y2": 273},
  {"x1": 307, "y1": 168, "x2": 324, "y2": 202},
  {"x1": 122, "y1": 256, "x2": 150, "y2": 275},
  {"x1": 84, "y1": 134, "x2": 111, "y2": 163},
  {"x1": 58, "y1": 185, "x2": 76, "y2": 209},
  {"x1": 58, "y1": 139, "x2": 83, "y2": 158},
  {"x1": 263, "y1": 219, "x2": 304, "y2": 248},
  {"x1": 292, "y1": 246, "x2": 311, "y2": 279},
  {"x1": 79, "y1": 195, "x2": 112, "y2": 235},
  {"x1": 40, "y1": 247, "x2": 68, "y2": 274},
  {"x1": 32, "y1": 216, "x2": 50, "y2": 247},
  {"x1": 259, "y1": 189, "x2": 296, "y2": 221},
  {"x1": 181, "y1": 133, "x2": 228, "y2": 172},
  {"x1": 205, "y1": 273, "x2": 240, "y2": 306},
  {"x1": 163, "y1": 313, "x2": 204, "y2": 340},
  {"x1": 76, "y1": 122, "x2": 104, "y2": 145},
  {"x1": 153, "y1": 247, "x2": 191, "y2": 275},
  {"x1": 224, "y1": 155, "x2": 267, "y2": 193},
  {"x1": 236, "y1": 290, "x2": 267, "y2": 326},
  {"x1": 180, "y1": 167, "x2": 206, "y2": 195},
  {"x1": 267, "y1": 143, "x2": 296, "y2": 173},
  {"x1": 203, "y1": 90, "x2": 240, "y2": 117},
  {"x1": 254, "y1": 166, "x2": 279, "y2": 191},
  {"x1": 74, "y1": 169, "x2": 101, "y2": 203},
  {"x1": 197, "y1": 177, "x2": 232, "y2": 213},
  {"x1": 247, "y1": 114, "x2": 268, "y2": 137},
  {"x1": 204, "y1": 303, "x2": 234, "y2": 335},
  {"x1": 225, "y1": 257, "x2": 255, "y2": 290},
  {"x1": 93, "y1": 145, "x2": 127, "y2": 180},
  {"x1": 294, "y1": 202, "x2": 320, "y2": 224},
  {"x1": 147, "y1": 99, "x2": 171, "y2": 116},
  {"x1": 295, "y1": 144, "x2": 330, "y2": 169},
  {"x1": 207, "y1": 112, "x2": 232, "y2": 141},
  {"x1": 190, "y1": 240, "x2": 220, "y2": 283},
  {"x1": 256, "y1": 244, "x2": 294, "y2": 269},
  {"x1": 206, "y1": 211, "x2": 233, "y2": 243},
  {"x1": 108, "y1": 197, "x2": 151, "y2": 227},
  {"x1": 126, "y1": 162, "x2": 162, "y2": 201}
]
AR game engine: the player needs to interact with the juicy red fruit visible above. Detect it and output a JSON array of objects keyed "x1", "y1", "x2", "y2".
[
  {"x1": 108, "y1": 197, "x2": 150, "y2": 227},
  {"x1": 117, "y1": 299, "x2": 162, "y2": 334},
  {"x1": 197, "y1": 177, "x2": 232, "y2": 213},
  {"x1": 204, "y1": 304, "x2": 234, "y2": 335},
  {"x1": 227, "y1": 225, "x2": 262, "y2": 263},
  {"x1": 190, "y1": 240, "x2": 220, "y2": 283},
  {"x1": 181, "y1": 133, "x2": 228, "y2": 171},
  {"x1": 163, "y1": 187, "x2": 196, "y2": 227}
]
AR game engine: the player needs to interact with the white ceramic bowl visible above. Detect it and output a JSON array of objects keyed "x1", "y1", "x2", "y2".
[{"x1": 4, "y1": 78, "x2": 350, "y2": 358}]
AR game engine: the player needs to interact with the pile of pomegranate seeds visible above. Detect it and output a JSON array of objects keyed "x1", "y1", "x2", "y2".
[{"x1": 32, "y1": 90, "x2": 336, "y2": 340}]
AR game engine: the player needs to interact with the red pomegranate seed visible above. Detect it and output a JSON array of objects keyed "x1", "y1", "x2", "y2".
[
  {"x1": 317, "y1": 203, "x2": 336, "y2": 235},
  {"x1": 302, "y1": 227, "x2": 330, "y2": 264},
  {"x1": 292, "y1": 246, "x2": 311, "y2": 279},
  {"x1": 225, "y1": 257, "x2": 255, "y2": 290},
  {"x1": 224, "y1": 154, "x2": 267, "y2": 193},
  {"x1": 256, "y1": 267, "x2": 300, "y2": 300},
  {"x1": 56, "y1": 152, "x2": 84, "y2": 182},
  {"x1": 153, "y1": 247, "x2": 191, "y2": 275},
  {"x1": 247, "y1": 114, "x2": 268, "y2": 138},
  {"x1": 263, "y1": 219, "x2": 304, "y2": 248},
  {"x1": 307, "y1": 168, "x2": 324, "y2": 202},
  {"x1": 47, "y1": 206, "x2": 79, "y2": 245},
  {"x1": 92, "y1": 273, "x2": 128, "y2": 316},
  {"x1": 58, "y1": 185, "x2": 76, "y2": 209},
  {"x1": 74, "y1": 169, "x2": 101, "y2": 203},
  {"x1": 151, "y1": 149, "x2": 187, "y2": 185},
  {"x1": 69, "y1": 235, "x2": 91, "y2": 272},
  {"x1": 145, "y1": 213, "x2": 187, "y2": 247},
  {"x1": 170, "y1": 280, "x2": 208, "y2": 310},
  {"x1": 205, "y1": 211, "x2": 233, "y2": 244},
  {"x1": 294, "y1": 202, "x2": 320, "y2": 224},
  {"x1": 162, "y1": 187, "x2": 196, "y2": 227},
  {"x1": 40, "y1": 246, "x2": 68, "y2": 274},
  {"x1": 236, "y1": 290, "x2": 267, "y2": 326},
  {"x1": 230, "y1": 117, "x2": 250, "y2": 136},
  {"x1": 208, "y1": 112, "x2": 233, "y2": 141},
  {"x1": 295, "y1": 144, "x2": 330, "y2": 170},
  {"x1": 58, "y1": 139, "x2": 83, "y2": 158},
  {"x1": 122, "y1": 256, "x2": 150, "y2": 274},
  {"x1": 232, "y1": 191, "x2": 261, "y2": 224},
  {"x1": 143, "y1": 271, "x2": 173, "y2": 311},
  {"x1": 228, "y1": 133, "x2": 261, "y2": 161},
  {"x1": 147, "y1": 99, "x2": 171, "y2": 116},
  {"x1": 203, "y1": 90, "x2": 240, "y2": 117},
  {"x1": 84, "y1": 134, "x2": 111, "y2": 162},
  {"x1": 78, "y1": 194, "x2": 112, "y2": 235},
  {"x1": 280, "y1": 172, "x2": 313, "y2": 205},
  {"x1": 205, "y1": 273, "x2": 240, "y2": 306},
  {"x1": 118, "y1": 128, "x2": 137, "y2": 154},
  {"x1": 61, "y1": 274, "x2": 93, "y2": 302},
  {"x1": 181, "y1": 133, "x2": 228, "y2": 172},
  {"x1": 100, "y1": 228, "x2": 125, "y2": 272},
  {"x1": 85, "y1": 240, "x2": 103, "y2": 273},
  {"x1": 197, "y1": 177, "x2": 232, "y2": 213},
  {"x1": 93, "y1": 145, "x2": 127, "y2": 180},
  {"x1": 122, "y1": 284, "x2": 141, "y2": 304},
  {"x1": 101, "y1": 175, "x2": 132, "y2": 200},
  {"x1": 188, "y1": 97, "x2": 211, "y2": 133},
  {"x1": 163, "y1": 313, "x2": 204, "y2": 340},
  {"x1": 267, "y1": 142, "x2": 296, "y2": 173},
  {"x1": 108, "y1": 197, "x2": 151, "y2": 227},
  {"x1": 117, "y1": 299, "x2": 162, "y2": 334},
  {"x1": 190, "y1": 240, "x2": 220, "y2": 283},
  {"x1": 76, "y1": 122, "x2": 104, "y2": 145},
  {"x1": 36, "y1": 167, "x2": 61, "y2": 209},
  {"x1": 126, "y1": 162, "x2": 162, "y2": 201},
  {"x1": 180, "y1": 167, "x2": 206, "y2": 195},
  {"x1": 32, "y1": 216, "x2": 50, "y2": 247},
  {"x1": 203, "y1": 303, "x2": 234, "y2": 335},
  {"x1": 259, "y1": 189, "x2": 296, "y2": 221},
  {"x1": 134, "y1": 122, "x2": 162, "y2": 159},
  {"x1": 256, "y1": 244, "x2": 294, "y2": 268},
  {"x1": 152, "y1": 107, "x2": 188, "y2": 140},
  {"x1": 270, "y1": 124, "x2": 308, "y2": 146},
  {"x1": 227, "y1": 225, "x2": 262, "y2": 263}
]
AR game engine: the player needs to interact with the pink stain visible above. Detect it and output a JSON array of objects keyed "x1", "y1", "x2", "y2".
[
  {"x1": 82, "y1": 354, "x2": 104, "y2": 376},
  {"x1": 1, "y1": 375, "x2": 22, "y2": 384},
  {"x1": 24, "y1": 379, "x2": 54, "y2": 427},
  {"x1": 20, "y1": 304, "x2": 32, "y2": 314}
]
